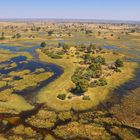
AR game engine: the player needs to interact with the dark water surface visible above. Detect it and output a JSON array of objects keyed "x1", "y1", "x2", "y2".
[{"x1": 0, "y1": 44, "x2": 63, "y2": 102}]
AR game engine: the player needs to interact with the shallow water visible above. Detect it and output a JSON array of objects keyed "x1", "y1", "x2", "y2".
[
  {"x1": 103, "y1": 45, "x2": 140, "y2": 63},
  {"x1": 0, "y1": 44, "x2": 63, "y2": 102}
]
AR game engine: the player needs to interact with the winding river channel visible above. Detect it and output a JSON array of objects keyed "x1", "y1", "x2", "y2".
[{"x1": 0, "y1": 44, "x2": 64, "y2": 103}]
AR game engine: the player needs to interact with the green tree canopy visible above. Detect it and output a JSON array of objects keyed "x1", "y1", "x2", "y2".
[{"x1": 40, "y1": 42, "x2": 47, "y2": 48}]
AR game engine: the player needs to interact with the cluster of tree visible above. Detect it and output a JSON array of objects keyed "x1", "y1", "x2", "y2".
[
  {"x1": 71, "y1": 68, "x2": 89, "y2": 93},
  {"x1": 71, "y1": 56, "x2": 124, "y2": 93},
  {"x1": 90, "y1": 78, "x2": 107, "y2": 87},
  {"x1": 12, "y1": 33, "x2": 21, "y2": 39},
  {"x1": 77, "y1": 43, "x2": 102, "y2": 54},
  {"x1": 58, "y1": 42, "x2": 70, "y2": 53},
  {"x1": 83, "y1": 54, "x2": 106, "y2": 65},
  {"x1": 71, "y1": 55, "x2": 107, "y2": 93},
  {"x1": 31, "y1": 26, "x2": 41, "y2": 32}
]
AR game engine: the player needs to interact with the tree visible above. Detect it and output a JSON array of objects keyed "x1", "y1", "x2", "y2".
[
  {"x1": 90, "y1": 80, "x2": 100, "y2": 87},
  {"x1": 16, "y1": 33, "x2": 21, "y2": 39},
  {"x1": 115, "y1": 59, "x2": 123, "y2": 67},
  {"x1": 58, "y1": 42, "x2": 62, "y2": 47},
  {"x1": 89, "y1": 63, "x2": 102, "y2": 71},
  {"x1": 0, "y1": 32, "x2": 5, "y2": 40},
  {"x1": 83, "y1": 54, "x2": 92, "y2": 64},
  {"x1": 131, "y1": 29, "x2": 135, "y2": 33},
  {"x1": 92, "y1": 70, "x2": 102, "y2": 78},
  {"x1": 98, "y1": 78, "x2": 107, "y2": 86},
  {"x1": 75, "y1": 79, "x2": 89, "y2": 93},
  {"x1": 40, "y1": 42, "x2": 46, "y2": 48},
  {"x1": 85, "y1": 30, "x2": 92, "y2": 34},
  {"x1": 63, "y1": 43, "x2": 70, "y2": 52},
  {"x1": 87, "y1": 43, "x2": 96, "y2": 53},
  {"x1": 57, "y1": 94, "x2": 66, "y2": 100},
  {"x1": 98, "y1": 31, "x2": 101, "y2": 36},
  {"x1": 93, "y1": 56, "x2": 106, "y2": 65},
  {"x1": 90, "y1": 43, "x2": 96, "y2": 50},
  {"x1": 48, "y1": 30, "x2": 53, "y2": 36},
  {"x1": 71, "y1": 67, "x2": 84, "y2": 83}
]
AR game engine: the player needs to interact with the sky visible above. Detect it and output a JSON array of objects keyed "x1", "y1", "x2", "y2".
[{"x1": 0, "y1": 0, "x2": 140, "y2": 21}]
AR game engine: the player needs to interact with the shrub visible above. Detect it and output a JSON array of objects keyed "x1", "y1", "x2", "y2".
[
  {"x1": 114, "y1": 67, "x2": 121, "y2": 72},
  {"x1": 83, "y1": 54, "x2": 92, "y2": 64},
  {"x1": 71, "y1": 68, "x2": 84, "y2": 84},
  {"x1": 93, "y1": 56, "x2": 106, "y2": 65},
  {"x1": 57, "y1": 94, "x2": 66, "y2": 100},
  {"x1": 89, "y1": 63, "x2": 101, "y2": 71},
  {"x1": 82, "y1": 96, "x2": 90, "y2": 100},
  {"x1": 50, "y1": 54, "x2": 62, "y2": 59},
  {"x1": 63, "y1": 43, "x2": 70, "y2": 52},
  {"x1": 57, "y1": 51, "x2": 65, "y2": 55},
  {"x1": 75, "y1": 79, "x2": 89, "y2": 93},
  {"x1": 92, "y1": 70, "x2": 102, "y2": 78},
  {"x1": 45, "y1": 52, "x2": 62, "y2": 59},
  {"x1": 89, "y1": 80, "x2": 99, "y2": 87},
  {"x1": 48, "y1": 30, "x2": 53, "y2": 36},
  {"x1": 98, "y1": 78, "x2": 107, "y2": 86}
]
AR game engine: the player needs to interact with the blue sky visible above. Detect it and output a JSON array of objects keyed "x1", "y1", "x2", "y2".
[{"x1": 0, "y1": 0, "x2": 140, "y2": 21}]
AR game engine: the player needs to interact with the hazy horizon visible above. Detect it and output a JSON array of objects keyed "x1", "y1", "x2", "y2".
[{"x1": 0, "y1": 0, "x2": 140, "y2": 21}]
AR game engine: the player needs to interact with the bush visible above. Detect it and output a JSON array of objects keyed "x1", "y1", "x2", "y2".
[
  {"x1": 98, "y1": 78, "x2": 107, "y2": 86},
  {"x1": 89, "y1": 80, "x2": 99, "y2": 87},
  {"x1": 57, "y1": 51, "x2": 65, "y2": 55},
  {"x1": 75, "y1": 79, "x2": 89, "y2": 93},
  {"x1": 92, "y1": 70, "x2": 102, "y2": 78},
  {"x1": 40, "y1": 42, "x2": 46, "y2": 48},
  {"x1": 114, "y1": 67, "x2": 121, "y2": 72},
  {"x1": 115, "y1": 59, "x2": 123, "y2": 67},
  {"x1": 57, "y1": 94, "x2": 66, "y2": 100},
  {"x1": 93, "y1": 56, "x2": 106, "y2": 65},
  {"x1": 63, "y1": 43, "x2": 70, "y2": 52},
  {"x1": 89, "y1": 63, "x2": 101, "y2": 71},
  {"x1": 82, "y1": 96, "x2": 90, "y2": 101},
  {"x1": 45, "y1": 52, "x2": 62, "y2": 59},
  {"x1": 50, "y1": 54, "x2": 62, "y2": 59}
]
